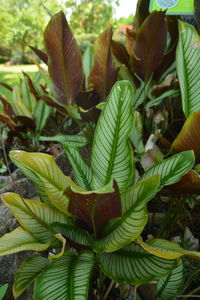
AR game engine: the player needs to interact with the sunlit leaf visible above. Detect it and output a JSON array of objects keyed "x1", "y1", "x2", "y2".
[
  {"x1": 39, "y1": 133, "x2": 88, "y2": 148},
  {"x1": 88, "y1": 27, "x2": 118, "y2": 100},
  {"x1": 9, "y1": 150, "x2": 70, "y2": 215},
  {"x1": 91, "y1": 81, "x2": 134, "y2": 191},
  {"x1": 131, "y1": 11, "x2": 167, "y2": 81},
  {"x1": 0, "y1": 227, "x2": 50, "y2": 256},
  {"x1": 2, "y1": 193, "x2": 70, "y2": 247},
  {"x1": 82, "y1": 46, "x2": 94, "y2": 90},
  {"x1": 44, "y1": 11, "x2": 84, "y2": 105}
]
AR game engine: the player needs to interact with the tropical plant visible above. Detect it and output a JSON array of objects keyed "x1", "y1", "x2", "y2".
[{"x1": 0, "y1": 81, "x2": 199, "y2": 300}]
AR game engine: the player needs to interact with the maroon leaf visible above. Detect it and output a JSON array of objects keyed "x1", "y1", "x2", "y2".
[
  {"x1": 80, "y1": 106, "x2": 101, "y2": 123},
  {"x1": 67, "y1": 181, "x2": 121, "y2": 233},
  {"x1": 29, "y1": 46, "x2": 48, "y2": 64},
  {"x1": 37, "y1": 95, "x2": 67, "y2": 114},
  {"x1": 88, "y1": 27, "x2": 118, "y2": 100},
  {"x1": 172, "y1": 112, "x2": 200, "y2": 156},
  {"x1": 14, "y1": 116, "x2": 36, "y2": 130},
  {"x1": 170, "y1": 169, "x2": 200, "y2": 194},
  {"x1": 22, "y1": 72, "x2": 39, "y2": 100},
  {"x1": 0, "y1": 82, "x2": 13, "y2": 91},
  {"x1": 134, "y1": 0, "x2": 150, "y2": 29},
  {"x1": 131, "y1": 11, "x2": 167, "y2": 81},
  {"x1": 44, "y1": 11, "x2": 84, "y2": 106},
  {"x1": 0, "y1": 113, "x2": 16, "y2": 129},
  {"x1": 111, "y1": 40, "x2": 130, "y2": 68},
  {"x1": 126, "y1": 28, "x2": 137, "y2": 55},
  {"x1": 0, "y1": 95, "x2": 15, "y2": 116},
  {"x1": 195, "y1": 0, "x2": 200, "y2": 33}
]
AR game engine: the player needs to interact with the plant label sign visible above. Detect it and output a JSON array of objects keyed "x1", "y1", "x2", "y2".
[{"x1": 149, "y1": 0, "x2": 194, "y2": 15}]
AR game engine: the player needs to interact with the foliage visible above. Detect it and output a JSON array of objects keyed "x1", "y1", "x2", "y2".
[{"x1": 0, "y1": 81, "x2": 199, "y2": 300}]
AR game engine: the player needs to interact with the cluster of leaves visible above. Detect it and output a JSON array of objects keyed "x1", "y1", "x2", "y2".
[{"x1": 2, "y1": 0, "x2": 200, "y2": 299}]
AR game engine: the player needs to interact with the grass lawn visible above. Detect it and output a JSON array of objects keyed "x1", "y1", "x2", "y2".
[{"x1": 0, "y1": 64, "x2": 38, "y2": 103}]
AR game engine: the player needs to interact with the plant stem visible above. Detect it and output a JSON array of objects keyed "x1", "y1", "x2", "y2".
[{"x1": 102, "y1": 280, "x2": 115, "y2": 300}]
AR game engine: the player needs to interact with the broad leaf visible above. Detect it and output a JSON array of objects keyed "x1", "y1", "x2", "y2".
[
  {"x1": 0, "y1": 227, "x2": 50, "y2": 256},
  {"x1": 111, "y1": 40, "x2": 130, "y2": 69},
  {"x1": 176, "y1": 21, "x2": 200, "y2": 117},
  {"x1": 2, "y1": 193, "x2": 70, "y2": 248},
  {"x1": 88, "y1": 27, "x2": 118, "y2": 100},
  {"x1": 34, "y1": 250, "x2": 95, "y2": 300},
  {"x1": 13, "y1": 255, "x2": 49, "y2": 298},
  {"x1": 29, "y1": 46, "x2": 48, "y2": 64},
  {"x1": 99, "y1": 243, "x2": 177, "y2": 285},
  {"x1": 172, "y1": 111, "x2": 200, "y2": 156},
  {"x1": 141, "y1": 151, "x2": 195, "y2": 190},
  {"x1": 137, "y1": 238, "x2": 200, "y2": 260},
  {"x1": 82, "y1": 46, "x2": 94, "y2": 90},
  {"x1": 50, "y1": 222, "x2": 92, "y2": 247},
  {"x1": 170, "y1": 169, "x2": 200, "y2": 194},
  {"x1": 67, "y1": 181, "x2": 121, "y2": 233},
  {"x1": 131, "y1": 11, "x2": 167, "y2": 81},
  {"x1": 9, "y1": 150, "x2": 70, "y2": 215},
  {"x1": 93, "y1": 175, "x2": 160, "y2": 253},
  {"x1": 65, "y1": 146, "x2": 92, "y2": 190},
  {"x1": 39, "y1": 133, "x2": 88, "y2": 148},
  {"x1": 157, "y1": 261, "x2": 184, "y2": 300},
  {"x1": 44, "y1": 11, "x2": 84, "y2": 105},
  {"x1": 91, "y1": 81, "x2": 134, "y2": 191}
]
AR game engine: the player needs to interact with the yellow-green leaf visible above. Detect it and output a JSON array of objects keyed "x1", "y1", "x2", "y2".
[{"x1": 0, "y1": 227, "x2": 50, "y2": 256}]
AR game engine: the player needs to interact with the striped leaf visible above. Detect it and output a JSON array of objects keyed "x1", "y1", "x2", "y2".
[
  {"x1": 2, "y1": 193, "x2": 70, "y2": 248},
  {"x1": 137, "y1": 238, "x2": 200, "y2": 260},
  {"x1": 99, "y1": 243, "x2": 177, "y2": 285},
  {"x1": 93, "y1": 175, "x2": 160, "y2": 253},
  {"x1": 141, "y1": 151, "x2": 195, "y2": 190},
  {"x1": 34, "y1": 100, "x2": 52, "y2": 132},
  {"x1": 157, "y1": 261, "x2": 184, "y2": 300},
  {"x1": 0, "y1": 227, "x2": 50, "y2": 256},
  {"x1": 176, "y1": 21, "x2": 200, "y2": 117},
  {"x1": 13, "y1": 255, "x2": 49, "y2": 298},
  {"x1": 39, "y1": 134, "x2": 88, "y2": 148},
  {"x1": 50, "y1": 222, "x2": 92, "y2": 247},
  {"x1": 34, "y1": 250, "x2": 95, "y2": 300},
  {"x1": 91, "y1": 80, "x2": 134, "y2": 191},
  {"x1": 9, "y1": 150, "x2": 70, "y2": 215},
  {"x1": 65, "y1": 146, "x2": 92, "y2": 190}
]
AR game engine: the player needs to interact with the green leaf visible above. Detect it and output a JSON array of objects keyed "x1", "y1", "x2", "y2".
[
  {"x1": 137, "y1": 238, "x2": 200, "y2": 260},
  {"x1": 65, "y1": 146, "x2": 92, "y2": 190},
  {"x1": 93, "y1": 175, "x2": 160, "y2": 253},
  {"x1": 0, "y1": 284, "x2": 8, "y2": 300},
  {"x1": 145, "y1": 89, "x2": 180, "y2": 110},
  {"x1": 39, "y1": 133, "x2": 88, "y2": 148},
  {"x1": 0, "y1": 227, "x2": 50, "y2": 256},
  {"x1": 99, "y1": 243, "x2": 177, "y2": 285},
  {"x1": 50, "y1": 222, "x2": 92, "y2": 247},
  {"x1": 2, "y1": 193, "x2": 69, "y2": 248},
  {"x1": 13, "y1": 255, "x2": 49, "y2": 298},
  {"x1": 157, "y1": 261, "x2": 184, "y2": 300},
  {"x1": 176, "y1": 21, "x2": 200, "y2": 117},
  {"x1": 34, "y1": 100, "x2": 52, "y2": 132},
  {"x1": 34, "y1": 250, "x2": 95, "y2": 300},
  {"x1": 9, "y1": 150, "x2": 70, "y2": 215},
  {"x1": 91, "y1": 81, "x2": 134, "y2": 191},
  {"x1": 133, "y1": 77, "x2": 152, "y2": 110},
  {"x1": 141, "y1": 151, "x2": 195, "y2": 190},
  {"x1": 44, "y1": 11, "x2": 84, "y2": 105},
  {"x1": 82, "y1": 46, "x2": 94, "y2": 89}
]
